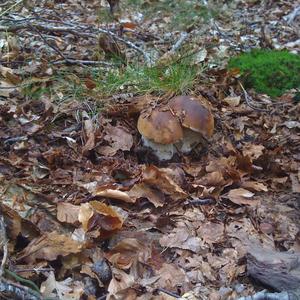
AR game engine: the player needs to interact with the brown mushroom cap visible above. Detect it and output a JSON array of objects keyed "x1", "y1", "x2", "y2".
[
  {"x1": 137, "y1": 109, "x2": 183, "y2": 144},
  {"x1": 169, "y1": 96, "x2": 214, "y2": 138}
]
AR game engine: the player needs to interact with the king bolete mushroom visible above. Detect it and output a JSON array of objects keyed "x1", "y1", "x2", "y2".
[
  {"x1": 137, "y1": 108, "x2": 183, "y2": 160},
  {"x1": 169, "y1": 95, "x2": 214, "y2": 153},
  {"x1": 137, "y1": 96, "x2": 214, "y2": 160}
]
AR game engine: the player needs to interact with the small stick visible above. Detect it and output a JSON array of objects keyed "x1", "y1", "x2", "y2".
[
  {"x1": 238, "y1": 81, "x2": 268, "y2": 112},
  {"x1": 170, "y1": 32, "x2": 189, "y2": 53},
  {"x1": 51, "y1": 58, "x2": 115, "y2": 67},
  {"x1": 0, "y1": 216, "x2": 8, "y2": 277},
  {"x1": 0, "y1": 19, "x2": 152, "y2": 64},
  {"x1": 27, "y1": 23, "x2": 68, "y2": 62},
  {"x1": 157, "y1": 288, "x2": 181, "y2": 298},
  {"x1": 0, "y1": 0, "x2": 24, "y2": 17},
  {"x1": 4, "y1": 269, "x2": 40, "y2": 293},
  {"x1": 187, "y1": 198, "x2": 216, "y2": 206},
  {"x1": 284, "y1": 6, "x2": 300, "y2": 24},
  {"x1": 0, "y1": 278, "x2": 43, "y2": 300}
]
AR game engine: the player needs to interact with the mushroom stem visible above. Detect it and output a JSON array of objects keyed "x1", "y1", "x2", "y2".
[
  {"x1": 142, "y1": 136, "x2": 176, "y2": 161},
  {"x1": 176, "y1": 128, "x2": 204, "y2": 153}
]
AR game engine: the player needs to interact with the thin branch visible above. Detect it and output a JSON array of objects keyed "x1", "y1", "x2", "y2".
[
  {"x1": 284, "y1": 6, "x2": 300, "y2": 24},
  {"x1": 0, "y1": 18, "x2": 153, "y2": 64},
  {"x1": 51, "y1": 58, "x2": 115, "y2": 67},
  {"x1": 0, "y1": 216, "x2": 8, "y2": 277},
  {"x1": 238, "y1": 81, "x2": 268, "y2": 112},
  {"x1": 170, "y1": 31, "x2": 189, "y2": 53},
  {"x1": 0, "y1": 0, "x2": 24, "y2": 17},
  {"x1": 186, "y1": 198, "x2": 216, "y2": 206},
  {"x1": 157, "y1": 288, "x2": 181, "y2": 298},
  {"x1": 4, "y1": 269, "x2": 40, "y2": 293},
  {"x1": 26, "y1": 24, "x2": 114, "y2": 67},
  {"x1": 0, "y1": 278, "x2": 42, "y2": 300},
  {"x1": 27, "y1": 23, "x2": 68, "y2": 61}
]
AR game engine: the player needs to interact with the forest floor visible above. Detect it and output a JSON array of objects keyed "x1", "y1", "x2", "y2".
[{"x1": 0, "y1": 0, "x2": 299, "y2": 299}]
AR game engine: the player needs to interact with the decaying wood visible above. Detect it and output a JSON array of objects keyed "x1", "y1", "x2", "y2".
[
  {"x1": 238, "y1": 289, "x2": 300, "y2": 300},
  {"x1": 247, "y1": 246, "x2": 300, "y2": 291}
]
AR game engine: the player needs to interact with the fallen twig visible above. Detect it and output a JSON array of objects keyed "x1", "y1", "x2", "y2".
[
  {"x1": 158, "y1": 32, "x2": 189, "y2": 64},
  {"x1": 4, "y1": 269, "x2": 40, "y2": 293},
  {"x1": 0, "y1": 17, "x2": 153, "y2": 65},
  {"x1": 0, "y1": 277, "x2": 43, "y2": 300},
  {"x1": 170, "y1": 32, "x2": 189, "y2": 53},
  {"x1": 51, "y1": 58, "x2": 115, "y2": 67},
  {"x1": 0, "y1": 0, "x2": 24, "y2": 17},
  {"x1": 157, "y1": 288, "x2": 181, "y2": 298},
  {"x1": 0, "y1": 216, "x2": 8, "y2": 277},
  {"x1": 238, "y1": 81, "x2": 268, "y2": 112},
  {"x1": 284, "y1": 6, "x2": 300, "y2": 24},
  {"x1": 186, "y1": 198, "x2": 216, "y2": 206},
  {"x1": 26, "y1": 23, "x2": 116, "y2": 67}
]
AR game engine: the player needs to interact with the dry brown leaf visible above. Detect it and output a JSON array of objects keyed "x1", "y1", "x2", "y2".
[
  {"x1": 107, "y1": 238, "x2": 151, "y2": 269},
  {"x1": 197, "y1": 171, "x2": 225, "y2": 187},
  {"x1": 155, "y1": 263, "x2": 189, "y2": 291},
  {"x1": 223, "y1": 96, "x2": 241, "y2": 107},
  {"x1": 290, "y1": 174, "x2": 300, "y2": 193},
  {"x1": 206, "y1": 156, "x2": 236, "y2": 173},
  {"x1": 57, "y1": 202, "x2": 80, "y2": 224},
  {"x1": 78, "y1": 203, "x2": 94, "y2": 232},
  {"x1": 128, "y1": 183, "x2": 165, "y2": 207},
  {"x1": 78, "y1": 201, "x2": 123, "y2": 233},
  {"x1": 94, "y1": 188, "x2": 134, "y2": 203},
  {"x1": 227, "y1": 188, "x2": 259, "y2": 206},
  {"x1": 242, "y1": 144, "x2": 265, "y2": 160},
  {"x1": 182, "y1": 163, "x2": 203, "y2": 177},
  {"x1": 17, "y1": 232, "x2": 83, "y2": 263},
  {"x1": 159, "y1": 227, "x2": 204, "y2": 253},
  {"x1": 82, "y1": 111, "x2": 95, "y2": 152},
  {"x1": 197, "y1": 222, "x2": 224, "y2": 244},
  {"x1": 241, "y1": 180, "x2": 268, "y2": 192},
  {"x1": 40, "y1": 271, "x2": 84, "y2": 300},
  {"x1": 107, "y1": 268, "x2": 135, "y2": 297},
  {"x1": 97, "y1": 124, "x2": 133, "y2": 156},
  {"x1": 142, "y1": 165, "x2": 187, "y2": 200},
  {"x1": 159, "y1": 166, "x2": 186, "y2": 187},
  {"x1": 0, "y1": 80, "x2": 19, "y2": 97}
]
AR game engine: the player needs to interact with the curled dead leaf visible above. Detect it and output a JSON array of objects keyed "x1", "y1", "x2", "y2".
[
  {"x1": 143, "y1": 165, "x2": 187, "y2": 200},
  {"x1": 107, "y1": 238, "x2": 151, "y2": 269},
  {"x1": 227, "y1": 188, "x2": 259, "y2": 206},
  {"x1": 17, "y1": 232, "x2": 83, "y2": 263},
  {"x1": 242, "y1": 144, "x2": 265, "y2": 160},
  {"x1": 107, "y1": 269, "x2": 135, "y2": 297},
  {"x1": 197, "y1": 222, "x2": 225, "y2": 244},
  {"x1": 93, "y1": 187, "x2": 135, "y2": 203},
  {"x1": 57, "y1": 202, "x2": 80, "y2": 224},
  {"x1": 241, "y1": 181, "x2": 268, "y2": 192},
  {"x1": 78, "y1": 201, "x2": 123, "y2": 233},
  {"x1": 40, "y1": 271, "x2": 84, "y2": 300},
  {"x1": 128, "y1": 183, "x2": 165, "y2": 207},
  {"x1": 97, "y1": 124, "x2": 133, "y2": 156}
]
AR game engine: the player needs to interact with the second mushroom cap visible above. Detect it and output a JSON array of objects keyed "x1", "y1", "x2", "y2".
[{"x1": 169, "y1": 96, "x2": 214, "y2": 138}]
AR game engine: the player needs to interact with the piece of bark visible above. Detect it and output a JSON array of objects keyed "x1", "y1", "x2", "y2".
[
  {"x1": 238, "y1": 289, "x2": 300, "y2": 300},
  {"x1": 247, "y1": 246, "x2": 300, "y2": 291}
]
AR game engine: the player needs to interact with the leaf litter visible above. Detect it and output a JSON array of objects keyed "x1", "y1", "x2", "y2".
[{"x1": 0, "y1": 0, "x2": 300, "y2": 299}]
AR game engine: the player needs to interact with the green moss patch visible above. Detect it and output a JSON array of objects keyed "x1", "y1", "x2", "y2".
[{"x1": 228, "y1": 49, "x2": 300, "y2": 98}]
